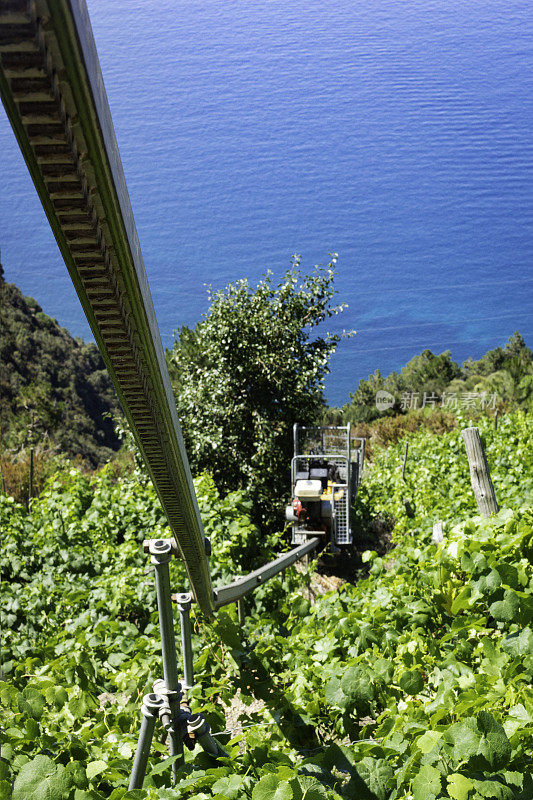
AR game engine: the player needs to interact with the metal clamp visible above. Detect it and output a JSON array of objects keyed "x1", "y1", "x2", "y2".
[
  {"x1": 153, "y1": 677, "x2": 182, "y2": 704},
  {"x1": 149, "y1": 538, "x2": 173, "y2": 564},
  {"x1": 188, "y1": 713, "x2": 228, "y2": 758}
]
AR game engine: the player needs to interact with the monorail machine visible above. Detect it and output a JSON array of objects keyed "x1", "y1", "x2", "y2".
[{"x1": 285, "y1": 424, "x2": 365, "y2": 547}]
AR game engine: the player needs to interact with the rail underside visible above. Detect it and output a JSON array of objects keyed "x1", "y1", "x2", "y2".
[{"x1": 0, "y1": 0, "x2": 214, "y2": 615}]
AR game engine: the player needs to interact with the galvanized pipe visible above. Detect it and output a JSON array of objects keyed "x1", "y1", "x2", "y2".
[
  {"x1": 167, "y1": 698, "x2": 185, "y2": 779},
  {"x1": 150, "y1": 540, "x2": 184, "y2": 777},
  {"x1": 214, "y1": 536, "x2": 320, "y2": 608},
  {"x1": 175, "y1": 592, "x2": 194, "y2": 690},
  {"x1": 150, "y1": 540, "x2": 180, "y2": 691},
  {"x1": 129, "y1": 693, "x2": 165, "y2": 790}
]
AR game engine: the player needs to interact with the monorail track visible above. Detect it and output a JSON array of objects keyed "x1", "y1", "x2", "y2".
[
  {"x1": 0, "y1": 0, "x2": 215, "y2": 615},
  {"x1": 0, "y1": 0, "x2": 320, "y2": 618}
]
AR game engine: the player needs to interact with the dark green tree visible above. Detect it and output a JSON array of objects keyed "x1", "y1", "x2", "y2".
[
  {"x1": 463, "y1": 331, "x2": 532, "y2": 378},
  {"x1": 399, "y1": 349, "x2": 460, "y2": 392},
  {"x1": 168, "y1": 256, "x2": 349, "y2": 528},
  {"x1": 7, "y1": 382, "x2": 64, "y2": 451},
  {"x1": 344, "y1": 350, "x2": 460, "y2": 423}
]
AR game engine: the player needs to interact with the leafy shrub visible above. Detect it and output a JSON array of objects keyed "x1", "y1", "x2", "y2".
[
  {"x1": 333, "y1": 332, "x2": 532, "y2": 426},
  {"x1": 348, "y1": 406, "x2": 458, "y2": 461},
  {"x1": 167, "y1": 257, "x2": 349, "y2": 530}
]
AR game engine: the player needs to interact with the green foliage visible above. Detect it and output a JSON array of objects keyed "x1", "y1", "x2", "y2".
[
  {"x1": 335, "y1": 333, "x2": 532, "y2": 425},
  {"x1": 353, "y1": 409, "x2": 532, "y2": 534},
  {"x1": 344, "y1": 349, "x2": 461, "y2": 423},
  {"x1": 0, "y1": 275, "x2": 119, "y2": 465},
  {"x1": 167, "y1": 256, "x2": 349, "y2": 528},
  {"x1": 2, "y1": 412, "x2": 532, "y2": 798},
  {"x1": 1, "y1": 467, "x2": 268, "y2": 670},
  {"x1": 463, "y1": 332, "x2": 532, "y2": 378},
  {"x1": 335, "y1": 406, "x2": 458, "y2": 462}
]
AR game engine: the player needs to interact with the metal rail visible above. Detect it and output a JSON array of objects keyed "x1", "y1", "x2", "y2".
[
  {"x1": 0, "y1": 0, "x2": 214, "y2": 614},
  {"x1": 213, "y1": 537, "x2": 320, "y2": 609}
]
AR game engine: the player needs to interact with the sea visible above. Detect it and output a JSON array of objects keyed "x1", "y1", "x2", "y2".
[{"x1": 1, "y1": 0, "x2": 532, "y2": 406}]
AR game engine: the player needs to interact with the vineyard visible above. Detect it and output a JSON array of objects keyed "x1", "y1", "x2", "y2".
[
  {"x1": 1, "y1": 5, "x2": 532, "y2": 798},
  {"x1": 3, "y1": 410, "x2": 532, "y2": 799}
]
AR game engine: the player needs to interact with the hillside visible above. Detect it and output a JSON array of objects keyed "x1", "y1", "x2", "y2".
[
  {"x1": 0, "y1": 264, "x2": 120, "y2": 466},
  {"x1": 2, "y1": 410, "x2": 532, "y2": 799}
]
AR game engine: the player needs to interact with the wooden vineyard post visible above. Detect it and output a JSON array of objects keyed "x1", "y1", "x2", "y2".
[
  {"x1": 29, "y1": 447, "x2": 34, "y2": 504},
  {"x1": 461, "y1": 427, "x2": 499, "y2": 517},
  {"x1": 401, "y1": 442, "x2": 409, "y2": 481},
  {"x1": 237, "y1": 598, "x2": 245, "y2": 626}
]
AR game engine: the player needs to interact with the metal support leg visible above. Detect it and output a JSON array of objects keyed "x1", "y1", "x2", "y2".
[
  {"x1": 150, "y1": 539, "x2": 185, "y2": 778},
  {"x1": 129, "y1": 693, "x2": 165, "y2": 790},
  {"x1": 175, "y1": 592, "x2": 194, "y2": 690}
]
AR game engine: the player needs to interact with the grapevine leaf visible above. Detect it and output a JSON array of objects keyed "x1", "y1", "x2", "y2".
[
  {"x1": 12, "y1": 755, "x2": 72, "y2": 800},
  {"x1": 86, "y1": 760, "x2": 107, "y2": 780},
  {"x1": 290, "y1": 776, "x2": 328, "y2": 800},
  {"x1": 148, "y1": 755, "x2": 181, "y2": 777},
  {"x1": 353, "y1": 758, "x2": 394, "y2": 800},
  {"x1": 416, "y1": 730, "x2": 442, "y2": 753},
  {"x1": 501, "y1": 627, "x2": 533, "y2": 656},
  {"x1": 471, "y1": 777, "x2": 514, "y2": 798},
  {"x1": 447, "y1": 773, "x2": 474, "y2": 800},
  {"x1": 373, "y1": 658, "x2": 394, "y2": 684},
  {"x1": 443, "y1": 719, "x2": 481, "y2": 764},
  {"x1": 64, "y1": 762, "x2": 87, "y2": 789},
  {"x1": 211, "y1": 774, "x2": 244, "y2": 798},
  {"x1": 412, "y1": 764, "x2": 441, "y2": 800},
  {"x1": 399, "y1": 670, "x2": 424, "y2": 695},
  {"x1": 340, "y1": 666, "x2": 374, "y2": 707},
  {"x1": 324, "y1": 676, "x2": 345, "y2": 708},
  {"x1": 252, "y1": 775, "x2": 293, "y2": 800},
  {"x1": 477, "y1": 711, "x2": 512, "y2": 769},
  {"x1": 45, "y1": 686, "x2": 68, "y2": 709},
  {"x1": 67, "y1": 696, "x2": 87, "y2": 719},
  {"x1": 489, "y1": 590, "x2": 520, "y2": 622},
  {"x1": 495, "y1": 563, "x2": 519, "y2": 588},
  {"x1": 17, "y1": 687, "x2": 45, "y2": 720}
]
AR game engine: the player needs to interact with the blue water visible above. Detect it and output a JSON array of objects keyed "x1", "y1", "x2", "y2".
[{"x1": 1, "y1": 0, "x2": 532, "y2": 405}]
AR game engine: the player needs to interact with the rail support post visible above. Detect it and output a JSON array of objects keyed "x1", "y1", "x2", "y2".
[
  {"x1": 175, "y1": 592, "x2": 194, "y2": 690},
  {"x1": 150, "y1": 539, "x2": 185, "y2": 779},
  {"x1": 129, "y1": 693, "x2": 165, "y2": 790}
]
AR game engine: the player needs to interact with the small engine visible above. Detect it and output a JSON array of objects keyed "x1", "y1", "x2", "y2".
[{"x1": 285, "y1": 479, "x2": 332, "y2": 534}]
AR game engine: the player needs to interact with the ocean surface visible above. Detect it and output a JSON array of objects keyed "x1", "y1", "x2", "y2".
[{"x1": 1, "y1": 0, "x2": 532, "y2": 406}]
